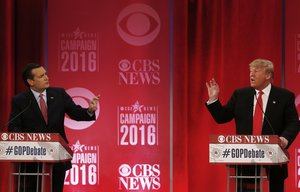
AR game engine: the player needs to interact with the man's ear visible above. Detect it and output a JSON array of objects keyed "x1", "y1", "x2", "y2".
[
  {"x1": 266, "y1": 73, "x2": 272, "y2": 80},
  {"x1": 27, "y1": 79, "x2": 33, "y2": 86}
]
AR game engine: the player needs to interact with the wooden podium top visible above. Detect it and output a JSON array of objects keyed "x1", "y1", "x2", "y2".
[
  {"x1": 0, "y1": 132, "x2": 73, "y2": 162},
  {"x1": 209, "y1": 135, "x2": 289, "y2": 165}
]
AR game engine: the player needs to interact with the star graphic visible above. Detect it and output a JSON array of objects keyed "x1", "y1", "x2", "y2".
[
  {"x1": 132, "y1": 101, "x2": 144, "y2": 113},
  {"x1": 73, "y1": 27, "x2": 85, "y2": 39},
  {"x1": 72, "y1": 140, "x2": 85, "y2": 153}
]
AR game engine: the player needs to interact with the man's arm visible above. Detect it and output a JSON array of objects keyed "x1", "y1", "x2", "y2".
[
  {"x1": 205, "y1": 78, "x2": 235, "y2": 124},
  {"x1": 64, "y1": 89, "x2": 98, "y2": 121},
  {"x1": 8, "y1": 97, "x2": 24, "y2": 132},
  {"x1": 280, "y1": 92, "x2": 299, "y2": 149}
]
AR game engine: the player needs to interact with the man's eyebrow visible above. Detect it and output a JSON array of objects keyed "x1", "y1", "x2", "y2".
[{"x1": 38, "y1": 73, "x2": 46, "y2": 78}]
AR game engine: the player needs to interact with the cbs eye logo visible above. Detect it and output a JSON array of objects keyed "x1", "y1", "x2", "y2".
[
  {"x1": 65, "y1": 87, "x2": 100, "y2": 130},
  {"x1": 217, "y1": 135, "x2": 225, "y2": 143},
  {"x1": 118, "y1": 59, "x2": 131, "y2": 72},
  {"x1": 1, "y1": 133, "x2": 8, "y2": 141},
  {"x1": 119, "y1": 164, "x2": 131, "y2": 177},
  {"x1": 117, "y1": 3, "x2": 161, "y2": 46}
]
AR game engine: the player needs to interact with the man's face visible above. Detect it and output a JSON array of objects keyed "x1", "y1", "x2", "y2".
[
  {"x1": 27, "y1": 67, "x2": 50, "y2": 92},
  {"x1": 249, "y1": 66, "x2": 271, "y2": 90}
]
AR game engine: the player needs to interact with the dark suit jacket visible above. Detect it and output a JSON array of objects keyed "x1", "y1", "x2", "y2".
[
  {"x1": 8, "y1": 87, "x2": 96, "y2": 143},
  {"x1": 8, "y1": 87, "x2": 96, "y2": 191},
  {"x1": 206, "y1": 85, "x2": 299, "y2": 179}
]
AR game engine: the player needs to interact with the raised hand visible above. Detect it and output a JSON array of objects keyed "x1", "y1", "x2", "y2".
[{"x1": 205, "y1": 78, "x2": 220, "y2": 102}]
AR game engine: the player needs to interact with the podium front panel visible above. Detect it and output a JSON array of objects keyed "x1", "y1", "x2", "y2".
[
  {"x1": 0, "y1": 132, "x2": 72, "y2": 162},
  {"x1": 209, "y1": 135, "x2": 289, "y2": 164}
]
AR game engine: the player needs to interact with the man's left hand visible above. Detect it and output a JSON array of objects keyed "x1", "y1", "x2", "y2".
[
  {"x1": 279, "y1": 136, "x2": 289, "y2": 149},
  {"x1": 88, "y1": 95, "x2": 100, "y2": 113}
]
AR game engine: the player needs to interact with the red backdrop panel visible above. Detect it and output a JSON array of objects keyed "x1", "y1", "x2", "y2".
[
  {"x1": 285, "y1": 0, "x2": 300, "y2": 191},
  {"x1": 47, "y1": 0, "x2": 171, "y2": 191},
  {"x1": 187, "y1": 1, "x2": 283, "y2": 191}
]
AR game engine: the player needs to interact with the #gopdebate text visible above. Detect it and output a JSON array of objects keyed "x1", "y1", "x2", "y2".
[
  {"x1": 5, "y1": 146, "x2": 47, "y2": 156},
  {"x1": 222, "y1": 148, "x2": 265, "y2": 158}
]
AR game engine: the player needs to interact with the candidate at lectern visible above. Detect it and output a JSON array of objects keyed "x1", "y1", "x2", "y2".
[
  {"x1": 8, "y1": 63, "x2": 99, "y2": 192},
  {"x1": 205, "y1": 59, "x2": 299, "y2": 192}
]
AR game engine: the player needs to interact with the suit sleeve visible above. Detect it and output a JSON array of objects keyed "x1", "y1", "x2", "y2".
[
  {"x1": 280, "y1": 92, "x2": 299, "y2": 147},
  {"x1": 205, "y1": 90, "x2": 237, "y2": 124},
  {"x1": 8, "y1": 96, "x2": 25, "y2": 132},
  {"x1": 63, "y1": 90, "x2": 96, "y2": 121}
]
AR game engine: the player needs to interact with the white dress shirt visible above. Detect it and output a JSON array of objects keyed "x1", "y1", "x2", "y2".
[{"x1": 31, "y1": 89, "x2": 47, "y2": 109}]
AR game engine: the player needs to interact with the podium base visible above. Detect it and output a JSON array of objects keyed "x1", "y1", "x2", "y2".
[
  {"x1": 227, "y1": 165, "x2": 268, "y2": 192},
  {"x1": 9, "y1": 162, "x2": 52, "y2": 192}
]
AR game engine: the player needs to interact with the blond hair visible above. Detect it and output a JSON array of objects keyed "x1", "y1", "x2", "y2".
[{"x1": 249, "y1": 59, "x2": 274, "y2": 80}]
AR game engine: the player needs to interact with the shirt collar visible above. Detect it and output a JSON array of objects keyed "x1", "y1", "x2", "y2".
[
  {"x1": 255, "y1": 83, "x2": 271, "y2": 97},
  {"x1": 30, "y1": 89, "x2": 47, "y2": 101}
]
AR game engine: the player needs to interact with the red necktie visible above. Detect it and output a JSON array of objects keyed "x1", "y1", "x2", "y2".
[
  {"x1": 253, "y1": 91, "x2": 263, "y2": 135},
  {"x1": 39, "y1": 94, "x2": 48, "y2": 124}
]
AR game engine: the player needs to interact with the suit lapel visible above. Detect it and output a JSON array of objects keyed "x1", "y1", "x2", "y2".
[
  {"x1": 46, "y1": 89, "x2": 57, "y2": 124},
  {"x1": 247, "y1": 88, "x2": 255, "y2": 132},
  {"x1": 263, "y1": 85, "x2": 277, "y2": 131},
  {"x1": 25, "y1": 90, "x2": 46, "y2": 124},
  {"x1": 235, "y1": 88, "x2": 255, "y2": 134}
]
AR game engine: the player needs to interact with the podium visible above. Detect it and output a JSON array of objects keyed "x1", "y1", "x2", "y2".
[
  {"x1": 209, "y1": 135, "x2": 289, "y2": 192},
  {"x1": 0, "y1": 132, "x2": 73, "y2": 192}
]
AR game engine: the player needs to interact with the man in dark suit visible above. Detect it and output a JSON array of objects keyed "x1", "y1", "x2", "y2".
[
  {"x1": 205, "y1": 59, "x2": 299, "y2": 192},
  {"x1": 8, "y1": 63, "x2": 99, "y2": 192}
]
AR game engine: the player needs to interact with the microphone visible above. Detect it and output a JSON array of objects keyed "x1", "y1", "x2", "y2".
[
  {"x1": 254, "y1": 93, "x2": 276, "y2": 135},
  {"x1": 1, "y1": 100, "x2": 32, "y2": 132}
]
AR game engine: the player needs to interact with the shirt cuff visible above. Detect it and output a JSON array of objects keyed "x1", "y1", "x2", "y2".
[
  {"x1": 206, "y1": 99, "x2": 218, "y2": 105},
  {"x1": 87, "y1": 110, "x2": 94, "y2": 117}
]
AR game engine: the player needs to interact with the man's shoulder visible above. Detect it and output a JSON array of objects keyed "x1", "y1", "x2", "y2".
[
  {"x1": 234, "y1": 87, "x2": 254, "y2": 94},
  {"x1": 46, "y1": 87, "x2": 69, "y2": 101},
  {"x1": 47, "y1": 87, "x2": 65, "y2": 93},
  {"x1": 13, "y1": 90, "x2": 30, "y2": 100},
  {"x1": 271, "y1": 85, "x2": 294, "y2": 96},
  {"x1": 11, "y1": 90, "x2": 33, "y2": 107}
]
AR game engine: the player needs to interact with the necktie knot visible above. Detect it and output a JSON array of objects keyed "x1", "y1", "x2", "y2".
[{"x1": 257, "y1": 91, "x2": 263, "y2": 103}]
